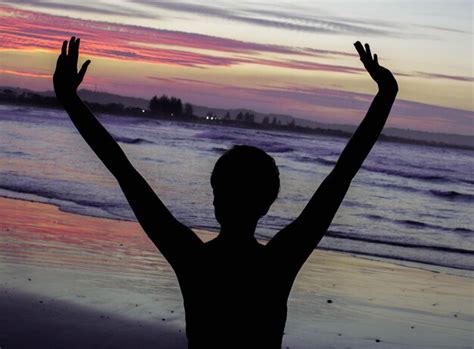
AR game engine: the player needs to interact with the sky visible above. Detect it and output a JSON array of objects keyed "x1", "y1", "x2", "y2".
[{"x1": 0, "y1": 0, "x2": 472, "y2": 135}]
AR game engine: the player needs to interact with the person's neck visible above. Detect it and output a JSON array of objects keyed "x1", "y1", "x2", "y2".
[{"x1": 218, "y1": 222, "x2": 258, "y2": 244}]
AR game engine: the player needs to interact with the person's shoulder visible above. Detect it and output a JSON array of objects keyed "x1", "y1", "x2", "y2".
[
  {"x1": 202, "y1": 237, "x2": 221, "y2": 254},
  {"x1": 204, "y1": 236, "x2": 219, "y2": 247}
]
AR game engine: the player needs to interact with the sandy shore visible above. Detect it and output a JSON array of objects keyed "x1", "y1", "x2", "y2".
[{"x1": 0, "y1": 197, "x2": 472, "y2": 348}]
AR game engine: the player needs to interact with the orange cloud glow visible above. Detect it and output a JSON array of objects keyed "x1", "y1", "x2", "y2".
[{"x1": 0, "y1": 69, "x2": 50, "y2": 79}]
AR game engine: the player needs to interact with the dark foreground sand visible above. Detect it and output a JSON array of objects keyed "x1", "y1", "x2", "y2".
[
  {"x1": 0, "y1": 289, "x2": 186, "y2": 349},
  {"x1": 0, "y1": 197, "x2": 472, "y2": 348}
]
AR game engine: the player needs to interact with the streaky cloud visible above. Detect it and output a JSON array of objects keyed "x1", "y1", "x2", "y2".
[
  {"x1": 2, "y1": 0, "x2": 154, "y2": 18},
  {"x1": 0, "y1": 5, "x2": 360, "y2": 73},
  {"x1": 242, "y1": 8, "x2": 397, "y2": 36},
  {"x1": 302, "y1": 48, "x2": 358, "y2": 58},
  {"x1": 419, "y1": 24, "x2": 470, "y2": 35},
  {"x1": 132, "y1": 1, "x2": 398, "y2": 36},
  {"x1": 415, "y1": 71, "x2": 474, "y2": 82},
  {"x1": 132, "y1": 0, "x2": 398, "y2": 36}
]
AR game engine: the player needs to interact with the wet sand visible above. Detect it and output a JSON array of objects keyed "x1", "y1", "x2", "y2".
[{"x1": 0, "y1": 197, "x2": 472, "y2": 348}]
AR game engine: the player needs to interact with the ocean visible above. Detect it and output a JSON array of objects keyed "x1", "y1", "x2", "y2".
[{"x1": 1, "y1": 104, "x2": 473, "y2": 274}]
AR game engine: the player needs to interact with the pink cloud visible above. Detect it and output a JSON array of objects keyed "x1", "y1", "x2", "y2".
[
  {"x1": 0, "y1": 5, "x2": 363, "y2": 73},
  {"x1": 6, "y1": 5, "x2": 468, "y2": 81}
]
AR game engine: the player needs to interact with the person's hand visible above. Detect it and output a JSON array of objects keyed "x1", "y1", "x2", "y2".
[
  {"x1": 354, "y1": 41, "x2": 398, "y2": 93},
  {"x1": 53, "y1": 37, "x2": 91, "y2": 103}
]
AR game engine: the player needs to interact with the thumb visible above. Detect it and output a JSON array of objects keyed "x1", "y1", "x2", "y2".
[{"x1": 78, "y1": 60, "x2": 91, "y2": 82}]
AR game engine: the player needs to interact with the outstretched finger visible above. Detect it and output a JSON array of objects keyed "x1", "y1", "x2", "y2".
[
  {"x1": 354, "y1": 41, "x2": 366, "y2": 60},
  {"x1": 71, "y1": 37, "x2": 79, "y2": 68},
  {"x1": 61, "y1": 40, "x2": 67, "y2": 56},
  {"x1": 364, "y1": 43, "x2": 372, "y2": 60},
  {"x1": 68, "y1": 36, "x2": 75, "y2": 57},
  {"x1": 78, "y1": 60, "x2": 91, "y2": 82},
  {"x1": 73, "y1": 38, "x2": 81, "y2": 67},
  {"x1": 55, "y1": 53, "x2": 64, "y2": 70},
  {"x1": 374, "y1": 53, "x2": 379, "y2": 66}
]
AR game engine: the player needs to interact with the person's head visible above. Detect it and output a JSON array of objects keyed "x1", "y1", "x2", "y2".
[{"x1": 211, "y1": 145, "x2": 280, "y2": 228}]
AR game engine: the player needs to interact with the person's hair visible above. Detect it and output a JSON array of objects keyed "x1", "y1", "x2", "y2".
[{"x1": 211, "y1": 145, "x2": 280, "y2": 219}]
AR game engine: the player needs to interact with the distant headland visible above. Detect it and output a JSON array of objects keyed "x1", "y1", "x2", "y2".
[{"x1": 0, "y1": 86, "x2": 472, "y2": 150}]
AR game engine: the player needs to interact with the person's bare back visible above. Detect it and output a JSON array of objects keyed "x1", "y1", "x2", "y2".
[
  {"x1": 54, "y1": 37, "x2": 398, "y2": 348},
  {"x1": 182, "y1": 238, "x2": 286, "y2": 348}
]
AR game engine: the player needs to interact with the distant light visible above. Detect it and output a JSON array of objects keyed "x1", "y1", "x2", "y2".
[
  {"x1": 206, "y1": 116, "x2": 209, "y2": 120},
  {"x1": 171, "y1": 113, "x2": 174, "y2": 117},
  {"x1": 141, "y1": 109, "x2": 145, "y2": 113}
]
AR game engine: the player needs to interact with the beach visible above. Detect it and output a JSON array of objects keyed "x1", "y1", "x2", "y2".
[
  {"x1": 1, "y1": 197, "x2": 472, "y2": 349},
  {"x1": 1, "y1": 105, "x2": 473, "y2": 348}
]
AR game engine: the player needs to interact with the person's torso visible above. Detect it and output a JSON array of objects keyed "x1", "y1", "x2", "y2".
[{"x1": 177, "y1": 239, "x2": 293, "y2": 348}]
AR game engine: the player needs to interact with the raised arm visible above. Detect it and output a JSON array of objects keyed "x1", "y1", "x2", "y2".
[
  {"x1": 53, "y1": 37, "x2": 202, "y2": 267},
  {"x1": 267, "y1": 42, "x2": 398, "y2": 267}
]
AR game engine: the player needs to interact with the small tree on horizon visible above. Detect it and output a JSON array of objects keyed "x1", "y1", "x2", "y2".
[
  {"x1": 244, "y1": 112, "x2": 255, "y2": 123},
  {"x1": 149, "y1": 94, "x2": 183, "y2": 116},
  {"x1": 184, "y1": 103, "x2": 193, "y2": 118}
]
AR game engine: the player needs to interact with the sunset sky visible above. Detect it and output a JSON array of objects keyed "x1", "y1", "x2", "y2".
[{"x1": 0, "y1": 1, "x2": 472, "y2": 135}]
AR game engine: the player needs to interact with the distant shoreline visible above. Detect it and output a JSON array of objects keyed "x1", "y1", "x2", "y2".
[
  {"x1": 2, "y1": 100, "x2": 472, "y2": 151},
  {"x1": 1, "y1": 193, "x2": 471, "y2": 278}
]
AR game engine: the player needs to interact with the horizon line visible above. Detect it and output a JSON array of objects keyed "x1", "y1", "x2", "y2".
[{"x1": 1, "y1": 84, "x2": 472, "y2": 139}]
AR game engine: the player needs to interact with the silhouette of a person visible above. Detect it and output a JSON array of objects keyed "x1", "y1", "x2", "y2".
[{"x1": 54, "y1": 37, "x2": 398, "y2": 348}]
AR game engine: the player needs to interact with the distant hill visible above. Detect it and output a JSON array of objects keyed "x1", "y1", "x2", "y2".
[
  {"x1": 48, "y1": 89, "x2": 149, "y2": 110},
  {"x1": 1, "y1": 86, "x2": 472, "y2": 148},
  {"x1": 191, "y1": 105, "x2": 294, "y2": 124},
  {"x1": 173, "y1": 105, "x2": 472, "y2": 148}
]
